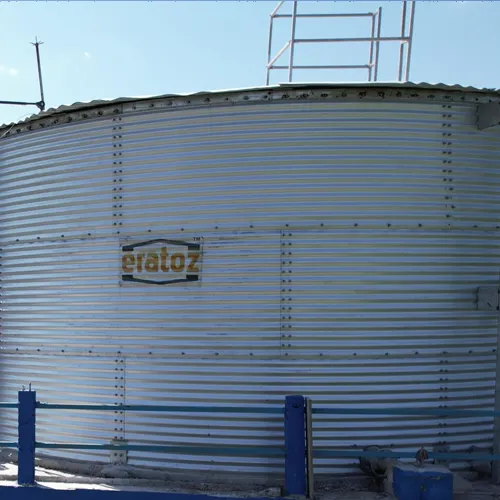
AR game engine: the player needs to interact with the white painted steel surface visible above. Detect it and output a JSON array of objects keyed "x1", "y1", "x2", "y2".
[{"x1": 1, "y1": 84, "x2": 500, "y2": 479}]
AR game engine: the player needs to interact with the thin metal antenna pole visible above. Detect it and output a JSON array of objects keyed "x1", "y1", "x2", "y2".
[
  {"x1": 374, "y1": 7, "x2": 382, "y2": 82},
  {"x1": 398, "y1": 2, "x2": 407, "y2": 82},
  {"x1": 404, "y1": 1, "x2": 416, "y2": 82},
  {"x1": 288, "y1": 1, "x2": 298, "y2": 82},
  {"x1": 368, "y1": 12, "x2": 376, "y2": 81},
  {"x1": 266, "y1": 14, "x2": 274, "y2": 85},
  {"x1": 31, "y1": 37, "x2": 45, "y2": 111}
]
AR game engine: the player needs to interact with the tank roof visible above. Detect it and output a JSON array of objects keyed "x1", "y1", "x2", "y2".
[{"x1": 2, "y1": 81, "x2": 499, "y2": 136}]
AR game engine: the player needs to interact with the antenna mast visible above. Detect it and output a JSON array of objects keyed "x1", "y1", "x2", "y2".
[
  {"x1": 0, "y1": 38, "x2": 46, "y2": 112},
  {"x1": 32, "y1": 37, "x2": 45, "y2": 111}
]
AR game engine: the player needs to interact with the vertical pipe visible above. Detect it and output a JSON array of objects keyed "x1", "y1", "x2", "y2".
[
  {"x1": 288, "y1": 1, "x2": 298, "y2": 83},
  {"x1": 374, "y1": 7, "x2": 382, "y2": 82},
  {"x1": 285, "y1": 395, "x2": 306, "y2": 496},
  {"x1": 18, "y1": 390, "x2": 36, "y2": 485},
  {"x1": 266, "y1": 15, "x2": 274, "y2": 85},
  {"x1": 404, "y1": 1, "x2": 416, "y2": 82},
  {"x1": 305, "y1": 398, "x2": 315, "y2": 499},
  {"x1": 368, "y1": 13, "x2": 376, "y2": 82},
  {"x1": 398, "y1": 2, "x2": 408, "y2": 82}
]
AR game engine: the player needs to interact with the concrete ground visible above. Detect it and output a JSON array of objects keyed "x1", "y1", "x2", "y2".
[{"x1": 1, "y1": 463, "x2": 500, "y2": 499}]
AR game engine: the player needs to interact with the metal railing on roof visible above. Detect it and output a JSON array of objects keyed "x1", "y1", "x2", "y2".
[{"x1": 265, "y1": 1, "x2": 416, "y2": 85}]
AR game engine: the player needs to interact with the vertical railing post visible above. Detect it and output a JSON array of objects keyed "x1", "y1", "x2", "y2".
[
  {"x1": 18, "y1": 389, "x2": 36, "y2": 485},
  {"x1": 305, "y1": 398, "x2": 314, "y2": 499},
  {"x1": 285, "y1": 395, "x2": 306, "y2": 496}
]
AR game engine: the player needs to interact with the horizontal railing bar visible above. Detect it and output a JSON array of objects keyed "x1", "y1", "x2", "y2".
[
  {"x1": 271, "y1": 65, "x2": 371, "y2": 70},
  {"x1": 34, "y1": 403, "x2": 499, "y2": 418},
  {"x1": 295, "y1": 37, "x2": 410, "y2": 43},
  {"x1": 0, "y1": 403, "x2": 18, "y2": 408},
  {"x1": 36, "y1": 403, "x2": 284, "y2": 414},
  {"x1": 36, "y1": 403, "x2": 498, "y2": 417},
  {"x1": 0, "y1": 442, "x2": 18, "y2": 448},
  {"x1": 274, "y1": 13, "x2": 375, "y2": 18},
  {"x1": 36, "y1": 443, "x2": 285, "y2": 456},
  {"x1": 315, "y1": 449, "x2": 500, "y2": 461},
  {"x1": 313, "y1": 407, "x2": 498, "y2": 417}
]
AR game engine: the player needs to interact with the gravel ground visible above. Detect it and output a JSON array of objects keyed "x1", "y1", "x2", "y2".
[{"x1": 2, "y1": 463, "x2": 500, "y2": 499}]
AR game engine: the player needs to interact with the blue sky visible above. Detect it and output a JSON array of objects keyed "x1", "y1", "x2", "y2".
[{"x1": 0, "y1": 1, "x2": 498, "y2": 125}]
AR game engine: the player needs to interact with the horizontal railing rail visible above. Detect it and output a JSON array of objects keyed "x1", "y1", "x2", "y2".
[
  {"x1": 312, "y1": 407, "x2": 499, "y2": 417},
  {"x1": 35, "y1": 443, "x2": 285, "y2": 456},
  {"x1": 314, "y1": 450, "x2": 500, "y2": 461},
  {"x1": 26, "y1": 403, "x2": 500, "y2": 417},
  {"x1": 36, "y1": 403, "x2": 284, "y2": 413}
]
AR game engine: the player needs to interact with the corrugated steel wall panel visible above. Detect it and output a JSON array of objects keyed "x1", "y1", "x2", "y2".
[
  {"x1": 1, "y1": 91, "x2": 500, "y2": 479},
  {"x1": 117, "y1": 102, "x2": 466, "y2": 233},
  {"x1": 0, "y1": 120, "x2": 113, "y2": 244},
  {"x1": 287, "y1": 229, "x2": 498, "y2": 473},
  {"x1": 0, "y1": 354, "x2": 114, "y2": 463},
  {"x1": 125, "y1": 358, "x2": 284, "y2": 475}
]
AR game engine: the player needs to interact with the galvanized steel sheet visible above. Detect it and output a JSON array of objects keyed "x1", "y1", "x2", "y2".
[{"x1": 1, "y1": 85, "x2": 500, "y2": 479}]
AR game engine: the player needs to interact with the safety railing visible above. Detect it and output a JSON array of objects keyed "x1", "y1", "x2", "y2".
[
  {"x1": 3, "y1": 391, "x2": 303, "y2": 494},
  {"x1": 2, "y1": 391, "x2": 500, "y2": 497}
]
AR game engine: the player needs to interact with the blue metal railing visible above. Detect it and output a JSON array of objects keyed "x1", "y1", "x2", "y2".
[
  {"x1": 312, "y1": 406, "x2": 500, "y2": 417},
  {"x1": 34, "y1": 402, "x2": 285, "y2": 455},
  {"x1": 35, "y1": 443, "x2": 285, "y2": 455},
  {"x1": 8, "y1": 391, "x2": 298, "y2": 493},
  {"x1": 36, "y1": 403, "x2": 284, "y2": 413},
  {"x1": 2, "y1": 391, "x2": 500, "y2": 496}
]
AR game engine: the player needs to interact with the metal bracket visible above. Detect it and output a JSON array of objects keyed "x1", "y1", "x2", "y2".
[
  {"x1": 477, "y1": 102, "x2": 500, "y2": 130},
  {"x1": 110, "y1": 438, "x2": 128, "y2": 465},
  {"x1": 476, "y1": 286, "x2": 500, "y2": 311}
]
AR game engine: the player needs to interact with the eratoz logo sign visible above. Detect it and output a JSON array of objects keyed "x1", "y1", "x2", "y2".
[{"x1": 120, "y1": 238, "x2": 202, "y2": 286}]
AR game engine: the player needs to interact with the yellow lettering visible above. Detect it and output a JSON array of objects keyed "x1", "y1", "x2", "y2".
[
  {"x1": 160, "y1": 247, "x2": 169, "y2": 272},
  {"x1": 136, "y1": 253, "x2": 144, "y2": 272},
  {"x1": 171, "y1": 253, "x2": 185, "y2": 272},
  {"x1": 122, "y1": 254, "x2": 135, "y2": 273},
  {"x1": 187, "y1": 252, "x2": 200, "y2": 273},
  {"x1": 145, "y1": 252, "x2": 159, "y2": 272}
]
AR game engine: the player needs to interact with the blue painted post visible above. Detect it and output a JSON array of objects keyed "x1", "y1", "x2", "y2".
[
  {"x1": 285, "y1": 395, "x2": 306, "y2": 496},
  {"x1": 18, "y1": 390, "x2": 36, "y2": 485}
]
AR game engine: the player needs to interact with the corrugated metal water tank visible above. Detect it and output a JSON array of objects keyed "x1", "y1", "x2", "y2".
[{"x1": 1, "y1": 82, "x2": 500, "y2": 482}]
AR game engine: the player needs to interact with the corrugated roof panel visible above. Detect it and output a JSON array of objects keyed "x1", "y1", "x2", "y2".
[{"x1": 2, "y1": 81, "x2": 499, "y2": 131}]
